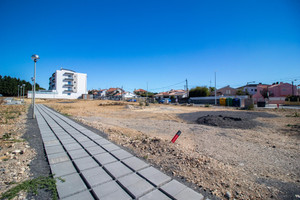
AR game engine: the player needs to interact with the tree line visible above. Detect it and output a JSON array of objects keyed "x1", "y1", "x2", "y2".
[{"x1": 0, "y1": 75, "x2": 45, "y2": 96}]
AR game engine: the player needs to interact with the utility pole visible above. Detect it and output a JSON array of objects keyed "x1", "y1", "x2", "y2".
[
  {"x1": 215, "y1": 72, "x2": 217, "y2": 105},
  {"x1": 186, "y1": 79, "x2": 189, "y2": 98}
]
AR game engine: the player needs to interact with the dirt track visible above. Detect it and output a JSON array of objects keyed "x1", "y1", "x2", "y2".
[{"x1": 42, "y1": 99, "x2": 300, "y2": 200}]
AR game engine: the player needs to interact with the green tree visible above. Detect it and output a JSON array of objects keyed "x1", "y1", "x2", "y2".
[
  {"x1": 189, "y1": 86, "x2": 209, "y2": 97},
  {"x1": 0, "y1": 75, "x2": 45, "y2": 96}
]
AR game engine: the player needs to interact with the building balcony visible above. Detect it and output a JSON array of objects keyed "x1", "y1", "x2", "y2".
[
  {"x1": 63, "y1": 72, "x2": 74, "y2": 76},
  {"x1": 63, "y1": 77, "x2": 74, "y2": 81},
  {"x1": 63, "y1": 89, "x2": 74, "y2": 93},
  {"x1": 63, "y1": 84, "x2": 73, "y2": 87}
]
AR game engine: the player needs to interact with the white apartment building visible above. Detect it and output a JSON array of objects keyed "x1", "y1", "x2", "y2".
[{"x1": 28, "y1": 68, "x2": 87, "y2": 99}]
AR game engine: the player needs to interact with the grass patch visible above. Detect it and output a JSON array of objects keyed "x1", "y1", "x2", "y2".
[
  {"x1": 286, "y1": 112, "x2": 300, "y2": 117},
  {"x1": 62, "y1": 113, "x2": 71, "y2": 117},
  {"x1": 0, "y1": 176, "x2": 63, "y2": 200}
]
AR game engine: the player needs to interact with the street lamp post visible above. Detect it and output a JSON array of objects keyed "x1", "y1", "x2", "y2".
[
  {"x1": 22, "y1": 84, "x2": 25, "y2": 101},
  {"x1": 17, "y1": 85, "x2": 20, "y2": 99},
  {"x1": 31, "y1": 77, "x2": 34, "y2": 105},
  {"x1": 31, "y1": 54, "x2": 40, "y2": 119},
  {"x1": 20, "y1": 86, "x2": 23, "y2": 101}
]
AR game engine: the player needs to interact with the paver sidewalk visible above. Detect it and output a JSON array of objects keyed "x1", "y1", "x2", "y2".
[{"x1": 35, "y1": 104, "x2": 205, "y2": 200}]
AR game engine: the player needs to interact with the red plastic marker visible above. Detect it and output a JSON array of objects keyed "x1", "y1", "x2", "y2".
[{"x1": 171, "y1": 131, "x2": 182, "y2": 143}]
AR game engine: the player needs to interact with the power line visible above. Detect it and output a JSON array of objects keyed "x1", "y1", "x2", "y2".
[{"x1": 149, "y1": 80, "x2": 186, "y2": 91}]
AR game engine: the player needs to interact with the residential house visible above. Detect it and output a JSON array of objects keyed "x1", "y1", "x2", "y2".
[
  {"x1": 216, "y1": 85, "x2": 236, "y2": 96},
  {"x1": 134, "y1": 89, "x2": 147, "y2": 96},
  {"x1": 236, "y1": 84, "x2": 258, "y2": 95},
  {"x1": 253, "y1": 82, "x2": 298, "y2": 104},
  {"x1": 123, "y1": 91, "x2": 136, "y2": 99},
  {"x1": 106, "y1": 88, "x2": 124, "y2": 100},
  {"x1": 155, "y1": 89, "x2": 187, "y2": 100}
]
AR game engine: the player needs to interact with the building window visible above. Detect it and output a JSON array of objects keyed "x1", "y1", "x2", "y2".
[{"x1": 255, "y1": 89, "x2": 257, "y2": 92}]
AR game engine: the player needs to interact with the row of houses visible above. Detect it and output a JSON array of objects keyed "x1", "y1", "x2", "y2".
[
  {"x1": 28, "y1": 68, "x2": 299, "y2": 104},
  {"x1": 215, "y1": 82, "x2": 299, "y2": 103}
]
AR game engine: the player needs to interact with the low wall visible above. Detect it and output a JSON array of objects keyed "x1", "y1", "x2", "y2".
[{"x1": 27, "y1": 91, "x2": 83, "y2": 99}]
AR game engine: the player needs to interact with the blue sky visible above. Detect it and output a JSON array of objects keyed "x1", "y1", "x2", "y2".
[{"x1": 0, "y1": 0, "x2": 299, "y2": 92}]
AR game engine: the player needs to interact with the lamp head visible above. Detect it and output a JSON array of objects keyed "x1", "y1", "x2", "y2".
[{"x1": 31, "y1": 54, "x2": 40, "y2": 62}]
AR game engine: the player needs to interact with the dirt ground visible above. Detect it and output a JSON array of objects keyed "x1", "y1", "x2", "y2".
[
  {"x1": 0, "y1": 99, "x2": 36, "y2": 199},
  {"x1": 41, "y1": 99, "x2": 300, "y2": 200}
]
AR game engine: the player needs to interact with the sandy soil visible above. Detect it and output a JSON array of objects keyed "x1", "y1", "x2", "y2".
[{"x1": 42, "y1": 99, "x2": 300, "y2": 200}]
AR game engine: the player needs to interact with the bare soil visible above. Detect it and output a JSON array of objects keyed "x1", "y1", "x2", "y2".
[
  {"x1": 41, "y1": 99, "x2": 300, "y2": 200},
  {"x1": 0, "y1": 101, "x2": 36, "y2": 199}
]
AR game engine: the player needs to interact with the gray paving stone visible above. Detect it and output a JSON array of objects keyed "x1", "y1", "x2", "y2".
[
  {"x1": 75, "y1": 137, "x2": 90, "y2": 142},
  {"x1": 64, "y1": 143, "x2": 82, "y2": 151},
  {"x1": 81, "y1": 167, "x2": 112, "y2": 187},
  {"x1": 175, "y1": 187, "x2": 204, "y2": 200},
  {"x1": 56, "y1": 134, "x2": 72, "y2": 140},
  {"x1": 69, "y1": 134, "x2": 83, "y2": 139},
  {"x1": 44, "y1": 140, "x2": 60, "y2": 147},
  {"x1": 40, "y1": 130, "x2": 53, "y2": 135},
  {"x1": 138, "y1": 166, "x2": 171, "y2": 186},
  {"x1": 68, "y1": 149, "x2": 90, "y2": 160},
  {"x1": 47, "y1": 152, "x2": 70, "y2": 164},
  {"x1": 118, "y1": 173, "x2": 154, "y2": 198},
  {"x1": 52, "y1": 128, "x2": 64, "y2": 132},
  {"x1": 101, "y1": 143, "x2": 120, "y2": 152},
  {"x1": 139, "y1": 189, "x2": 171, "y2": 200},
  {"x1": 77, "y1": 127, "x2": 87, "y2": 131},
  {"x1": 101, "y1": 190, "x2": 132, "y2": 200},
  {"x1": 104, "y1": 161, "x2": 133, "y2": 178},
  {"x1": 45, "y1": 145, "x2": 65, "y2": 155},
  {"x1": 80, "y1": 140, "x2": 97, "y2": 148},
  {"x1": 61, "y1": 190, "x2": 94, "y2": 200},
  {"x1": 68, "y1": 130, "x2": 81, "y2": 135},
  {"x1": 87, "y1": 134, "x2": 103, "y2": 140},
  {"x1": 80, "y1": 129, "x2": 94, "y2": 135},
  {"x1": 122, "y1": 156, "x2": 149, "y2": 171},
  {"x1": 56, "y1": 173, "x2": 87, "y2": 199},
  {"x1": 73, "y1": 157, "x2": 99, "y2": 171},
  {"x1": 85, "y1": 146, "x2": 106, "y2": 156},
  {"x1": 42, "y1": 136, "x2": 58, "y2": 142},
  {"x1": 92, "y1": 181, "x2": 131, "y2": 200},
  {"x1": 110, "y1": 149, "x2": 133, "y2": 160},
  {"x1": 94, "y1": 138, "x2": 111, "y2": 146},
  {"x1": 40, "y1": 133, "x2": 54, "y2": 138},
  {"x1": 50, "y1": 161, "x2": 77, "y2": 177},
  {"x1": 160, "y1": 180, "x2": 187, "y2": 197},
  {"x1": 60, "y1": 138, "x2": 77, "y2": 145},
  {"x1": 94, "y1": 152, "x2": 118, "y2": 165}
]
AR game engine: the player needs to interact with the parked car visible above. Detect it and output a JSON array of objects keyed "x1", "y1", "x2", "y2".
[
  {"x1": 127, "y1": 99, "x2": 136, "y2": 102},
  {"x1": 159, "y1": 98, "x2": 171, "y2": 104}
]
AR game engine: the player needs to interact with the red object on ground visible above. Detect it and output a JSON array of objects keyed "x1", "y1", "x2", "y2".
[{"x1": 171, "y1": 131, "x2": 182, "y2": 143}]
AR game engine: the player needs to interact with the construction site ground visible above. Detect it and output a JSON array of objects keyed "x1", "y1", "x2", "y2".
[{"x1": 2, "y1": 98, "x2": 299, "y2": 199}]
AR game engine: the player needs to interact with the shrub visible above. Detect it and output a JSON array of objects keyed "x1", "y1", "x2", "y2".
[{"x1": 189, "y1": 86, "x2": 209, "y2": 97}]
